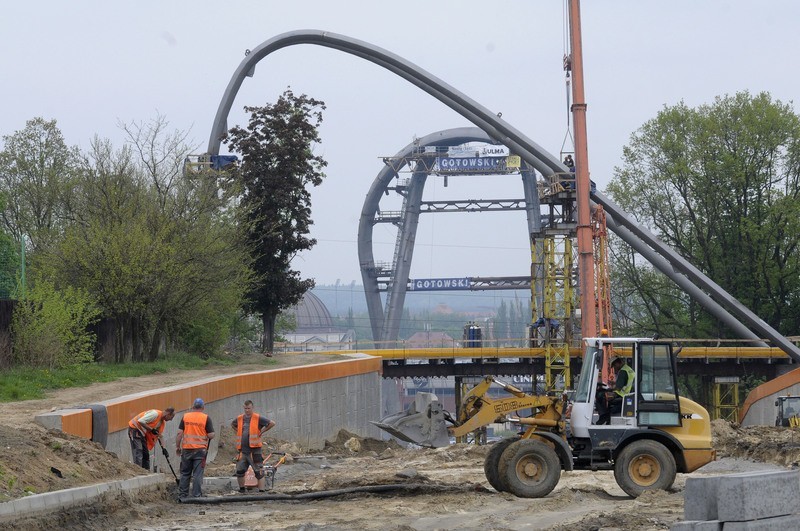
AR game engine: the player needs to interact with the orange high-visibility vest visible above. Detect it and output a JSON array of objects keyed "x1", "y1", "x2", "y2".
[
  {"x1": 236, "y1": 413, "x2": 262, "y2": 450},
  {"x1": 128, "y1": 410, "x2": 166, "y2": 450},
  {"x1": 181, "y1": 411, "x2": 210, "y2": 449}
]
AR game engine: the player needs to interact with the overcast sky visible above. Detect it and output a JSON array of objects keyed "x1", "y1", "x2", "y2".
[{"x1": 3, "y1": 1, "x2": 799, "y2": 290}]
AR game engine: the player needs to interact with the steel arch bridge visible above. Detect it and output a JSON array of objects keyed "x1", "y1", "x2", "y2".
[{"x1": 205, "y1": 29, "x2": 800, "y2": 362}]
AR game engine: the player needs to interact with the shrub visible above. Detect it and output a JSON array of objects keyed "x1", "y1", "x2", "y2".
[{"x1": 11, "y1": 280, "x2": 100, "y2": 368}]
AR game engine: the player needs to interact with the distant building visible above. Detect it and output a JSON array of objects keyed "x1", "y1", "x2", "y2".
[{"x1": 279, "y1": 292, "x2": 355, "y2": 351}]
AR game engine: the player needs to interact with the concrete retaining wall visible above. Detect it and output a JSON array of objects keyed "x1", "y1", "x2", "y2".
[
  {"x1": 740, "y1": 366, "x2": 800, "y2": 426},
  {"x1": 36, "y1": 355, "x2": 383, "y2": 470}
]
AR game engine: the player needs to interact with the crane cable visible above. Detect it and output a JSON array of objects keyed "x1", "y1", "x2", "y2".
[{"x1": 560, "y1": 0, "x2": 574, "y2": 157}]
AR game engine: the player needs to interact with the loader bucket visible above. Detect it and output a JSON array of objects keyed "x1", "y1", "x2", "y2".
[{"x1": 372, "y1": 392, "x2": 450, "y2": 448}]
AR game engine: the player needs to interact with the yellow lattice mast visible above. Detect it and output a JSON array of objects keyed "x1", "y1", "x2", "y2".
[{"x1": 531, "y1": 225, "x2": 575, "y2": 391}]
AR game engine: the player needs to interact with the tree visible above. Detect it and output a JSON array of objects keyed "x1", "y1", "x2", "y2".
[
  {"x1": 0, "y1": 194, "x2": 20, "y2": 299},
  {"x1": 39, "y1": 117, "x2": 251, "y2": 362},
  {"x1": 224, "y1": 89, "x2": 327, "y2": 353},
  {"x1": 0, "y1": 118, "x2": 80, "y2": 251},
  {"x1": 607, "y1": 91, "x2": 800, "y2": 337}
]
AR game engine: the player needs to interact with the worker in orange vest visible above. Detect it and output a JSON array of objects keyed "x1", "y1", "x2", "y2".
[
  {"x1": 175, "y1": 398, "x2": 215, "y2": 499},
  {"x1": 128, "y1": 407, "x2": 175, "y2": 470},
  {"x1": 231, "y1": 399, "x2": 276, "y2": 493}
]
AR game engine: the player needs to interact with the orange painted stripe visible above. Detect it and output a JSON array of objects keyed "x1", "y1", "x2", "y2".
[
  {"x1": 102, "y1": 357, "x2": 381, "y2": 433},
  {"x1": 740, "y1": 365, "x2": 800, "y2": 421},
  {"x1": 61, "y1": 409, "x2": 93, "y2": 439}
]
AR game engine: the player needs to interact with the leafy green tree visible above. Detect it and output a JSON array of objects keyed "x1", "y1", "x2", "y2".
[
  {"x1": 226, "y1": 311, "x2": 263, "y2": 353},
  {"x1": 0, "y1": 118, "x2": 80, "y2": 251},
  {"x1": 608, "y1": 92, "x2": 800, "y2": 337},
  {"x1": 0, "y1": 194, "x2": 20, "y2": 299},
  {"x1": 224, "y1": 89, "x2": 327, "y2": 353},
  {"x1": 11, "y1": 279, "x2": 99, "y2": 368},
  {"x1": 608, "y1": 240, "x2": 696, "y2": 338},
  {"x1": 40, "y1": 118, "x2": 251, "y2": 362}
]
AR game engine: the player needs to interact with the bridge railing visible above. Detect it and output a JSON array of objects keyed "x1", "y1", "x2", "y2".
[{"x1": 273, "y1": 337, "x2": 794, "y2": 362}]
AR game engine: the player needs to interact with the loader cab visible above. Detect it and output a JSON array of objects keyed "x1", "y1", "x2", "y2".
[
  {"x1": 570, "y1": 338, "x2": 681, "y2": 438},
  {"x1": 775, "y1": 396, "x2": 800, "y2": 427}
]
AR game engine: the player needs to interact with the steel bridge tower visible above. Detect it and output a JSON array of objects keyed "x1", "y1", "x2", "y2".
[{"x1": 358, "y1": 128, "x2": 540, "y2": 347}]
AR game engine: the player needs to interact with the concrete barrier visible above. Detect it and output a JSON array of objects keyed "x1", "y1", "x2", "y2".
[{"x1": 673, "y1": 470, "x2": 800, "y2": 530}]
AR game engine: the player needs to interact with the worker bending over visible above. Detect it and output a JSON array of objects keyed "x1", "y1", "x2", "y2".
[{"x1": 128, "y1": 407, "x2": 175, "y2": 470}]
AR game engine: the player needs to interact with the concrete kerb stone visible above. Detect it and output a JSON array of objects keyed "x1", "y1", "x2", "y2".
[
  {"x1": 0, "y1": 473, "x2": 167, "y2": 523},
  {"x1": 681, "y1": 470, "x2": 800, "y2": 528},
  {"x1": 670, "y1": 521, "x2": 722, "y2": 531}
]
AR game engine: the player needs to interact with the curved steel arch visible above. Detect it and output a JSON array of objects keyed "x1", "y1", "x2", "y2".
[{"x1": 207, "y1": 29, "x2": 799, "y2": 360}]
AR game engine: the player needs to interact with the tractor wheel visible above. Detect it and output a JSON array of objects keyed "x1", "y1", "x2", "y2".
[
  {"x1": 500, "y1": 439, "x2": 561, "y2": 498},
  {"x1": 613, "y1": 440, "x2": 676, "y2": 497},
  {"x1": 483, "y1": 437, "x2": 519, "y2": 492}
]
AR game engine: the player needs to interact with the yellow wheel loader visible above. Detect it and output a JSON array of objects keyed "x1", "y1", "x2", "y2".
[{"x1": 374, "y1": 337, "x2": 716, "y2": 498}]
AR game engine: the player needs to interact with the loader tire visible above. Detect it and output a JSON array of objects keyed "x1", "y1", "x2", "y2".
[
  {"x1": 613, "y1": 440, "x2": 676, "y2": 498},
  {"x1": 500, "y1": 439, "x2": 560, "y2": 498},
  {"x1": 483, "y1": 437, "x2": 518, "y2": 492}
]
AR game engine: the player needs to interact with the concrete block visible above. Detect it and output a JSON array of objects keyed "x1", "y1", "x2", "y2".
[
  {"x1": 685, "y1": 476, "x2": 722, "y2": 520},
  {"x1": 685, "y1": 471, "x2": 800, "y2": 522},
  {"x1": 34, "y1": 412, "x2": 64, "y2": 431},
  {"x1": 716, "y1": 471, "x2": 799, "y2": 521},
  {"x1": 671, "y1": 521, "x2": 722, "y2": 531},
  {"x1": 723, "y1": 514, "x2": 800, "y2": 530}
]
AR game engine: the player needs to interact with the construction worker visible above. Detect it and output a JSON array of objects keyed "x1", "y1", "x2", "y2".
[
  {"x1": 128, "y1": 407, "x2": 175, "y2": 470},
  {"x1": 608, "y1": 356, "x2": 635, "y2": 415},
  {"x1": 176, "y1": 398, "x2": 215, "y2": 499},
  {"x1": 595, "y1": 357, "x2": 635, "y2": 425},
  {"x1": 231, "y1": 399, "x2": 276, "y2": 493}
]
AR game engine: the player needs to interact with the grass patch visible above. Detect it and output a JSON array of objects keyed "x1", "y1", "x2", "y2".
[{"x1": 0, "y1": 352, "x2": 237, "y2": 402}]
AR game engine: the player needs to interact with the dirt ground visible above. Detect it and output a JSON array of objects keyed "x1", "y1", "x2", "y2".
[{"x1": 1, "y1": 354, "x2": 797, "y2": 531}]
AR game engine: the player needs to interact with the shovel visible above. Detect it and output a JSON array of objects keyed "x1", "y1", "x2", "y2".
[{"x1": 158, "y1": 439, "x2": 180, "y2": 486}]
